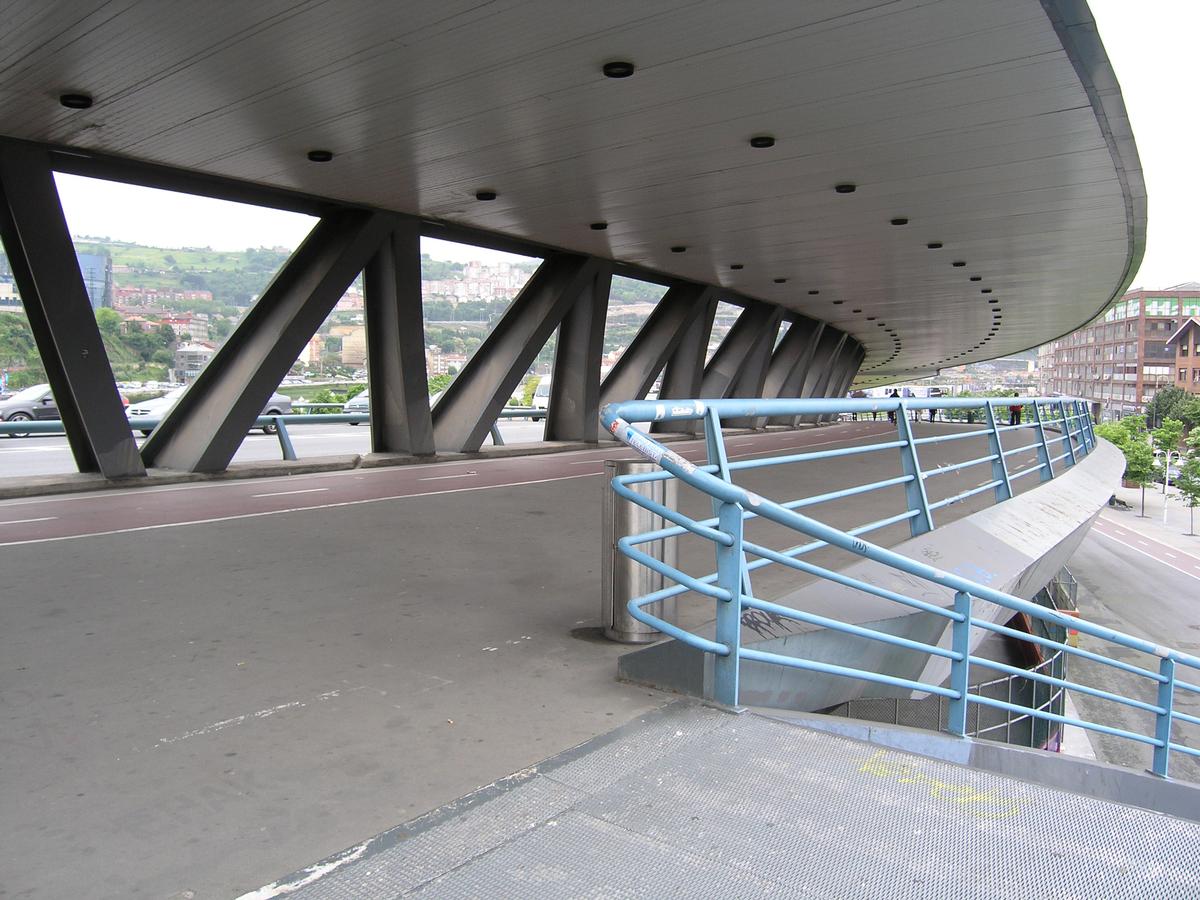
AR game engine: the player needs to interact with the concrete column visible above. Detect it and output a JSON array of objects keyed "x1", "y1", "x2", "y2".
[
  {"x1": 545, "y1": 262, "x2": 612, "y2": 442},
  {"x1": 651, "y1": 296, "x2": 717, "y2": 435},
  {"x1": 0, "y1": 143, "x2": 145, "y2": 478},
  {"x1": 432, "y1": 253, "x2": 599, "y2": 452},
  {"x1": 721, "y1": 307, "x2": 784, "y2": 428},
  {"x1": 599, "y1": 282, "x2": 713, "y2": 409},
  {"x1": 143, "y1": 209, "x2": 393, "y2": 472},
  {"x1": 363, "y1": 219, "x2": 434, "y2": 455}
]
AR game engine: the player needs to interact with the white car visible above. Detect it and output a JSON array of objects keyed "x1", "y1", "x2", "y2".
[{"x1": 127, "y1": 387, "x2": 293, "y2": 435}]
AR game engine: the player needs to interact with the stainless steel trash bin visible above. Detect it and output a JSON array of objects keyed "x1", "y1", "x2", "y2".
[{"x1": 602, "y1": 459, "x2": 679, "y2": 643}]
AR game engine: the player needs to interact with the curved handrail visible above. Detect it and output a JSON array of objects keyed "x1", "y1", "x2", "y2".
[{"x1": 599, "y1": 396, "x2": 1198, "y2": 777}]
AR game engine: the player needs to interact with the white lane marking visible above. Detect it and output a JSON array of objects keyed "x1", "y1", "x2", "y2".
[
  {"x1": 418, "y1": 472, "x2": 477, "y2": 481},
  {"x1": 157, "y1": 687, "x2": 356, "y2": 746},
  {"x1": 0, "y1": 516, "x2": 57, "y2": 525},
  {"x1": 1137, "y1": 540, "x2": 1149, "y2": 547},
  {"x1": 0, "y1": 472, "x2": 603, "y2": 547},
  {"x1": 1090, "y1": 529, "x2": 1200, "y2": 583},
  {"x1": 1165, "y1": 552, "x2": 1178, "y2": 559},
  {"x1": 251, "y1": 488, "x2": 329, "y2": 498}
]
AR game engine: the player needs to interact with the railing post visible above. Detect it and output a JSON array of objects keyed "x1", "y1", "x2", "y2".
[
  {"x1": 713, "y1": 501, "x2": 744, "y2": 708},
  {"x1": 1152, "y1": 656, "x2": 1175, "y2": 777},
  {"x1": 1082, "y1": 401, "x2": 1097, "y2": 450},
  {"x1": 1057, "y1": 400, "x2": 1077, "y2": 467},
  {"x1": 1071, "y1": 401, "x2": 1088, "y2": 455},
  {"x1": 489, "y1": 422, "x2": 505, "y2": 446},
  {"x1": 274, "y1": 417, "x2": 297, "y2": 460},
  {"x1": 705, "y1": 407, "x2": 753, "y2": 598},
  {"x1": 1032, "y1": 401, "x2": 1055, "y2": 482},
  {"x1": 948, "y1": 590, "x2": 972, "y2": 737},
  {"x1": 983, "y1": 402, "x2": 1013, "y2": 502},
  {"x1": 895, "y1": 407, "x2": 933, "y2": 535}
]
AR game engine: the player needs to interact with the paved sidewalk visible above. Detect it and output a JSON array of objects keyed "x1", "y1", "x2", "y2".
[{"x1": 242, "y1": 703, "x2": 1200, "y2": 900}]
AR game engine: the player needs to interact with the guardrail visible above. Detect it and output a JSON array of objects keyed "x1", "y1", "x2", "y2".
[
  {"x1": 600, "y1": 396, "x2": 1198, "y2": 778},
  {"x1": 0, "y1": 406, "x2": 544, "y2": 457}
]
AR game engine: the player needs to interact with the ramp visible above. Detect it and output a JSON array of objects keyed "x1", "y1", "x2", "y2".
[{"x1": 247, "y1": 702, "x2": 1200, "y2": 899}]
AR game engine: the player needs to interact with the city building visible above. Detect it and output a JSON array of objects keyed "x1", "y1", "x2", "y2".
[
  {"x1": 173, "y1": 341, "x2": 216, "y2": 382},
  {"x1": 1166, "y1": 317, "x2": 1200, "y2": 396},
  {"x1": 1037, "y1": 286, "x2": 1200, "y2": 421},
  {"x1": 340, "y1": 326, "x2": 367, "y2": 366}
]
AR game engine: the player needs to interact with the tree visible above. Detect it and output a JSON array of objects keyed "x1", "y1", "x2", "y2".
[
  {"x1": 1175, "y1": 431, "x2": 1200, "y2": 536},
  {"x1": 1144, "y1": 386, "x2": 1191, "y2": 429},
  {"x1": 95, "y1": 307, "x2": 122, "y2": 337},
  {"x1": 427, "y1": 373, "x2": 454, "y2": 395},
  {"x1": 1177, "y1": 397, "x2": 1200, "y2": 432},
  {"x1": 1126, "y1": 440, "x2": 1156, "y2": 517}
]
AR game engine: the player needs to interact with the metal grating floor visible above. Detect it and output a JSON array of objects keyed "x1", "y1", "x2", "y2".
[{"x1": 248, "y1": 703, "x2": 1200, "y2": 899}]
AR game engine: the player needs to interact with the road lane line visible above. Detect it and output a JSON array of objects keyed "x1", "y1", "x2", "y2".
[
  {"x1": 251, "y1": 488, "x2": 329, "y2": 498},
  {"x1": 0, "y1": 516, "x2": 57, "y2": 525},
  {"x1": 1090, "y1": 529, "x2": 1200, "y2": 583},
  {"x1": 0, "y1": 472, "x2": 602, "y2": 547},
  {"x1": 418, "y1": 472, "x2": 477, "y2": 481},
  {"x1": 1166, "y1": 552, "x2": 1178, "y2": 559}
]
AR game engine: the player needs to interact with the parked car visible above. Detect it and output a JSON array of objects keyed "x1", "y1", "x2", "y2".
[
  {"x1": 127, "y1": 387, "x2": 292, "y2": 435},
  {"x1": 531, "y1": 376, "x2": 550, "y2": 421}
]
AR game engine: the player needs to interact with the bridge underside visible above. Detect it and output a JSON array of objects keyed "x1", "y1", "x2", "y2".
[{"x1": 0, "y1": 0, "x2": 1144, "y2": 478}]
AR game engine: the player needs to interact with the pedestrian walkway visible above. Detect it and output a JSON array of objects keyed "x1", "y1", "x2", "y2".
[{"x1": 243, "y1": 702, "x2": 1200, "y2": 899}]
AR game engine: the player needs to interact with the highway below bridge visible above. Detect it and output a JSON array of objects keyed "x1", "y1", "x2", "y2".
[{"x1": 0, "y1": 419, "x2": 1184, "y2": 898}]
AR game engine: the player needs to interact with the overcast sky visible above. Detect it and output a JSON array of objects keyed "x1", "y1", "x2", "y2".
[{"x1": 53, "y1": 1, "x2": 1194, "y2": 286}]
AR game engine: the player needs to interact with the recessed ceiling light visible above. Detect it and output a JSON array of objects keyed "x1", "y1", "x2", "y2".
[
  {"x1": 590, "y1": 221, "x2": 608, "y2": 230},
  {"x1": 866, "y1": 316, "x2": 876, "y2": 321},
  {"x1": 808, "y1": 290, "x2": 819, "y2": 295},
  {"x1": 832, "y1": 300, "x2": 844, "y2": 305},
  {"x1": 749, "y1": 135, "x2": 776, "y2": 149},
  {"x1": 927, "y1": 242, "x2": 943, "y2": 249},
  {"x1": 602, "y1": 60, "x2": 636, "y2": 78},
  {"x1": 890, "y1": 217, "x2": 909, "y2": 226},
  {"x1": 981, "y1": 289, "x2": 992, "y2": 294},
  {"x1": 670, "y1": 245, "x2": 687, "y2": 253},
  {"x1": 988, "y1": 298, "x2": 998, "y2": 303},
  {"x1": 970, "y1": 276, "x2": 982, "y2": 282},
  {"x1": 59, "y1": 92, "x2": 94, "y2": 109},
  {"x1": 730, "y1": 263, "x2": 744, "y2": 270},
  {"x1": 306, "y1": 149, "x2": 334, "y2": 163},
  {"x1": 835, "y1": 183, "x2": 857, "y2": 194},
  {"x1": 773, "y1": 277, "x2": 788, "y2": 284},
  {"x1": 852, "y1": 309, "x2": 862, "y2": 313},
  {"x1": 952, "y1": 261, "x2": 966, "y2": 267},
  {"x1": 475, "y1": 189, "x2": 497, "y2": 201}
]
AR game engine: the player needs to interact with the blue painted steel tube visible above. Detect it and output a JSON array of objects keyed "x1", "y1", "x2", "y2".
[
  {"x1": 739, "y1": 539, "x2": 961, "y2": 621},
  {"x1": 740, "y1": 594, "x2": 960, "y2": 660},
  {"x1": 971, "y1": 694, "x2": 1161, "y2": 747},
  {"x1": 927, "y1": 481, "x2": 1002, "y2": 511},
  {"x1": 1168, "y1": 709, "x2": 1200, "y2": 728},
  {"x1": 1001, "y1": 441, "x2": 1043, "y2": 457},
  {"x1": 274, "y1": 417, "x2": 297, "y2": 460},
  {"x1": 612, "y1": 478, "x2": 731, "y2": 546},
  {"x1": 911, "y1": 429, "x2": 990, "y2": 446},
  {"x1": 1175, "y1": 678, "x2": 1200, "y2": 696},
  {"x1": 713, "y1": 502, "x2": 744, "y2": 706},
  {"x1": 600, "y1": 400, "x2": 1200, "y2": 669},
  {"x1": 970, "y1": 656, "x2": 1164, "y2": 715},
  {"x1": 780, "y1": 475, "x2": 915, "y2": 511},
  {"x1": 1153, "y1": 657, "x2": 1176, "y2": 777},
  {"x1": 616, "y1": 536, "x2": 729, "y2": 601},
  {"x1": 727, "y1": 440, "x2": 909, "y2": 471},
  {"x1": 1170, "y1": 742, "x2": 1200, "y2": 759},
  {"x1": 983, "y1": 403, "x2": 1013, "y2": 502},
  {"x1": 947, "y1": 591, "x2": 972, "y2": 736},
  {"x1": 739, "y1": 646, "x2": 958, "y2": 699},
  {"x1": 972, "y1": 618, "x2": 1169, "y2": 682},
  {"x1": 921, "y1": 453, "x2": 999, "y2": 479}
]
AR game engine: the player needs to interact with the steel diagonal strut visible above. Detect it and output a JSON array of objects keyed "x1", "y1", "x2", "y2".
[
  {"x1": 0, "y1": 143, "x2": 145, "y2": 478},
  {"x1": 142, "y1": 210, "x2": 394, "y2": 472},
  {"x1": 432, "y1": 253, "x2": 601, "y2": 452}
]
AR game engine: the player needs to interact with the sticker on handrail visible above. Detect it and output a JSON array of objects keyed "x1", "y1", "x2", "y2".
[{"x1": 627, "y1": 431, "x2": 664, "y2": 464}]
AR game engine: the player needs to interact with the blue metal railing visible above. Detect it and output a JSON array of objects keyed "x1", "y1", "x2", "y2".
[{"x1": 600, "y1": 396, "x2": 1199, "y2": 778}]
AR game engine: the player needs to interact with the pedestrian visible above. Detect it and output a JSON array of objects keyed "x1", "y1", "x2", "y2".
[
  {"x1": 887, "y1": 388, "x2": 900, "y2": 424},
  {"x1": 1008, "y1": 391, "x2": 1022, "y2": 427},
  {"x1": 850, "y1": 389, "x2": 866, "y2": 421}
]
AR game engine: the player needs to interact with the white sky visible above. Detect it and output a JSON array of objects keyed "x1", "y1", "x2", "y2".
[{"x1": 52, "y1": 1, "x2": 1195, "y2": 284}]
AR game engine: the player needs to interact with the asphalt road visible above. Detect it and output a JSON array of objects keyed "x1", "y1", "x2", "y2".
[
  {"x1": 0, "y1": 419, "x2": 549, "y2": 479},
  {"x1": 1066, "y1": 511, "x2": 1200, "y2": 783}
]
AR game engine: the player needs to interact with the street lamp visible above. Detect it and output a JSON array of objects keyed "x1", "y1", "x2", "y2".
[{"x1": 1154, "y1": 448, "x2": 1184, "y2": 524}]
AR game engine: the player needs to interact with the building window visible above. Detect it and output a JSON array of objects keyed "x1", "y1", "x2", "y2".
[
  {"x1": 1183, "y1": 343, "x2": 1190, "y2": 357},
  {"x1": 1181, "y1": 368, "x2": 1188, "y2": 383},
  {"x1": 1194, "y1": 368, "x2": 1200, "y2": 384}
]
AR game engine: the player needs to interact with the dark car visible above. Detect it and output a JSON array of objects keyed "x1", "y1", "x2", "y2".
[{"x1": 0, "y1": 383, "x2": 58, "y2": 436}]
